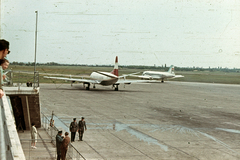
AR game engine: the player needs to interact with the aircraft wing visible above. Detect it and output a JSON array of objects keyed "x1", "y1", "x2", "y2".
[
  {"x1": 18, "y1": 71, "x2": 90, "y2": 78},
  {"x1": 115, "y1": 79, "x2": 151, "y2": 85},
  {"x1": 44, "y1": 76, "x2": 100, "y2": 84},
  {"x1": 43, "y1": 73, "x2": 90, "y2": 78}
]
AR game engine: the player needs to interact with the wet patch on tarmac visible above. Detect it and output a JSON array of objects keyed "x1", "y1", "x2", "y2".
[
  {"x1": 114, "y1": 122, "x2": 169, "y2": 151},
  {"x1": 216, "y1": 128, "x2": 240, "y2": 134}
]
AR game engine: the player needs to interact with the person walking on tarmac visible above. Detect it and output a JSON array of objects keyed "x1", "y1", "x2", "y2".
[
  {"x1": 78, "y1": 117, "x2": 87, "y2": 141},
  {"x1": 69, "y1": 118, "x2": 78, "y2": 142}
]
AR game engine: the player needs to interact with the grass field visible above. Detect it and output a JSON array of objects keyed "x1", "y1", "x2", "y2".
[{"x1": 8, "y1": 65, "x2": 240, "y2": 85}]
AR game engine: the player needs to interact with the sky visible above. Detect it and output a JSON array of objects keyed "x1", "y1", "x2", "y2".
[{"x1": 0, "y1": 0, "x2": 240, "y2": 68}]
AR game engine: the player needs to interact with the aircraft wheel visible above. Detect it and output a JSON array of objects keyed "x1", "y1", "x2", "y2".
[
  {"x1": 114, "y1": 85, "x2": 119, "y2": 91},
  {"x1": 86, "y1": 84, "x2": 90, "y2": 90}
]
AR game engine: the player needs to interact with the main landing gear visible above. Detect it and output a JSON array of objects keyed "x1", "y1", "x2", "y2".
[
  {"x1": 83, "y1": 83, "x2": 90, "y2": 90},
  {"x1": 113, "y1": 84, "x2": 119, "y2": 91},
  {"x1": 71, "y1": 81, "x2": 75, "y2": 87}
]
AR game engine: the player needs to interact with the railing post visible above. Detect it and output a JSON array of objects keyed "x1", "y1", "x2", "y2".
[
  {"x1": 33, "y1": 71, "x2": 39, "y2": 89},
  {"x1": 50, "y1": 122, "x2": 52, "y2": 139},
  {"x1": 44, "y1": 115, "x2": 46, "y2": 130},
  {"x1": 18, "y1": 71, "x2": 20, "y2": 91},
  {"x1": 25, "y1": 96, "x2": 31, "y2": 131},
  {"x1": 9, "y1": 70, "x2": 13, "y2": 86}
]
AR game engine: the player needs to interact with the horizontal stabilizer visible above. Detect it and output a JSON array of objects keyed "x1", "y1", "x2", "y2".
[
  {"x1": 120, "y1": 72, "x2": 141, "y2": 78},
  {"x1": 124, "y1": 74, "x2": 153, "y2": 79},
  {"x1": 173, "y1": 75, "x2": 184, "y2": 78},
  {"x1": 95, "y1": 71, "x2": 118, "y2": 79},
  {"x1": 115, "y1": 79, "x2": 152, "y2": 84}
]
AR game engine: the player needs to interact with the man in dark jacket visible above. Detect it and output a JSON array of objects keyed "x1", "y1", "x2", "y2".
[
  {"x1": 78, "y1": 117, "x2": 87, "y2": 141},
  {"x1": 56, "y1": 131, "x2": 64, "y2": 160},
  {"x1": 69, "y1": 118, "x2": 78, "y2": 142}
]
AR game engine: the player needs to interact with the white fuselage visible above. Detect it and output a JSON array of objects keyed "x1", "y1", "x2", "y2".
[
  {"x1": 90, "y1": 71, "x2": 118, "y2": 85},
  {"x1": 142, "y1": 71, "x2": 175, "y2": 79}
]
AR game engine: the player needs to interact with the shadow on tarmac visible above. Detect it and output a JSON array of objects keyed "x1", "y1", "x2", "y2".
[{"x1": 42, "y1": 84, "x2": 146, "y2": 93}]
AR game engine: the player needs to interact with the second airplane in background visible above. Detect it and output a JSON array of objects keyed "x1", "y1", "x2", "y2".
[
  {"x1": 128, "y1": 65, "x2": 184, "y2": 83},
  {"x1": 44, "y1": 56, "x2": 149, "y2": 91}
]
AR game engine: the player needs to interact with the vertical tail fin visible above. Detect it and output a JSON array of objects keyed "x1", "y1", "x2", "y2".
[
  {"x1": 168, "y1": 65, "x2": 174, "y2": 74},
  {"x1": 111, "y1": 56, "x2": 118, "y2": 76}
]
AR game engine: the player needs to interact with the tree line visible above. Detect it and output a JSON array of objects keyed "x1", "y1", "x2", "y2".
[{"x1": 10, "y1": 61, "x2": 240, "y2": 72}]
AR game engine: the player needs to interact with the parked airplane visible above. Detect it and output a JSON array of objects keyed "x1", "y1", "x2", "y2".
[
  {"x1": 128, "y1": 65, "x2": 184, "y2": 83},
  {"x1": 44, "y1": 56, "x2": 149, "y2": 91}
]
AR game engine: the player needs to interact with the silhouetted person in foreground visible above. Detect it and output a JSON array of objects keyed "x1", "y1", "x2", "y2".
[
  {"x1": 0, "y1": 58, "x2": 10, "y2": 82},
  {"x1": 0, "y1": 39, "x2": 10, "y2": 98}
]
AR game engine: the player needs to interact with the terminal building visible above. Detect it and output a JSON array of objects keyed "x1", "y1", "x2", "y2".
[
  {"x1": 0, "y1": 70, "x2": 85, "y2": 160},
  {"x1": 0, "y1": 70, "x2": 40, "y2": 159}
]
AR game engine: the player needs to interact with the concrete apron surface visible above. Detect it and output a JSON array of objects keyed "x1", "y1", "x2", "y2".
[{"x1": 39, "y1": 82, "x2": 240, "y2": 160}]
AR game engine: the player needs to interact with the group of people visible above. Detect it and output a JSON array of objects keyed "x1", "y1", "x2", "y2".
[
  {"x1": 56, "y1": 131, "x2": 70, "y2": 160},
  {"x1": 52, "y1": 117, "x2": 87, "y2": 160},
  {"x1": 70, "y1": 117, "x2": 87, "y2": 142},
  {"x1": 0, "y1": 39, "x2": 10, "y2": 99}
]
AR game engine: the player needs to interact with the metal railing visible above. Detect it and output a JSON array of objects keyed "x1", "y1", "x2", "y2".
[
  {"x1": 41, "y1": 113, "x2": 59, "y2": 140},
  {"x1": 41, "y1": 112, "x2": 86, "y2": 160},
  {"x1": 2, "y1": 69, "x2": 13, "y2": 86},
  {"x1": 10, "y1": 70, "x2": 39, "y2": 89}
]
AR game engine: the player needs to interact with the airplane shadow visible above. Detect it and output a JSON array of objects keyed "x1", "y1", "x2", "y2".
[{"x1": 41, "y1": 85, "x2": 145, "y2": 93}]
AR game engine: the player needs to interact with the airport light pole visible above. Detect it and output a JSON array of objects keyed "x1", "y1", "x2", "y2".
[{"x1": 33, "y1": 11, "x2": 38, "y2": 89}]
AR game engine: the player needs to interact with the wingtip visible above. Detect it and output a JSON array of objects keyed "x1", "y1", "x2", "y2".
[{"x1": 115, "y1": 56, "x2": 118, "y2": 63}]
